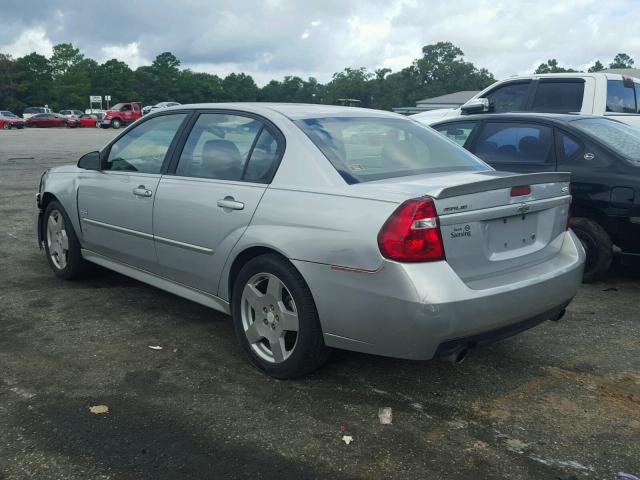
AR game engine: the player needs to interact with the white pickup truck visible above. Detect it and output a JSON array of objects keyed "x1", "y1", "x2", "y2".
[{"x1": 413, "y1": 73, "x2": 640, "y2": 127}]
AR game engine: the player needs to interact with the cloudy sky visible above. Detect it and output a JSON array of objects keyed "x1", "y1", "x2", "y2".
[{"x1": 1, "y1": 0, "x2": 639, "y2": 85}]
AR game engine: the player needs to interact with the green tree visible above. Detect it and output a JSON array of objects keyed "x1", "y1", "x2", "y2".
[
  {"x1": 95, "y1": 59, "x2": 136, "y2": 104},
  {"x1": 14, "y1": 52, "x2": 52, "y2": 110},
  {"x1": 222, "y1": 73, "x2": 258, "y2": 101},
  {"x1": 0, "y1": 54, "x2": 22, "y2": 112},
  {"x1": 587, "y1": 60, "x2": 604, "y2": 72},
  {"x1": 179, "y1": 70, "x2": 224, "y2": 103},
  {"x1": 325, "y1": 67, "x2": 374, "y2": 106},
  {"x1": 534, "y1": 59, "x2": 577, "y2": 74},
  {"x1": 609, "y1": 53, "x2": 634, "y2": 69}
]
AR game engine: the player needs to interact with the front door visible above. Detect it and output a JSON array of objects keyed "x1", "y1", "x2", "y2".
[
  {"x1": 78, "y1": 113, "x2": 188, "y2": 272},
  {"x1": 153, "y1": 112, "x2": 284, "y2": 294}
]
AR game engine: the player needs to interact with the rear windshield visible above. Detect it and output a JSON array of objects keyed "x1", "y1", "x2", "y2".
[
  {"x1": 572, "y1": 117, "x2": 640, "y2": 165},
  {"x1": 295, "y1": 116, "x2": 489, "y2": 183}
]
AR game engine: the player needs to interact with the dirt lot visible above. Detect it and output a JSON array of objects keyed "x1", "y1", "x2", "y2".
[{"x1": 0, "y1": 128, "x2": 639, "y2": 480}]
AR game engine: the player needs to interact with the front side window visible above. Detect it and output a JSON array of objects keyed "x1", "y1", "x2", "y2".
[
  {"x1": 474, "y1": 122, "x2": 553, "y2": 164},
  {"x1": 432, "y1": 121, "x2": 479, "y2": 146},
  {"x1": 176, "y1": 113, "x2": 282, "y2": 182},
  {"x1": 606, "y1": 80, "x2": 637, "y2": 113},
  {"x1": 296, "y1": 116, "x2": 489, "y2": 183},
  {"x1": 105, "y1": 114, "x2": 187, "y2": 173},
  {"x1": 531, "y1": 80, "x2": 584, "y2": 113},
  {"x1": 483, "y1": 82, "x2": 531, "y2": 113}
]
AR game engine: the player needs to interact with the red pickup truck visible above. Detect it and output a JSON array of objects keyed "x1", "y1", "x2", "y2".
[{"x1": 99, "y1": 102, "x2": 142, "y2": 129}]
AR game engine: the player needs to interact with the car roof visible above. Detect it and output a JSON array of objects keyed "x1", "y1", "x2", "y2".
[
  {"x1": 430, "y1": 112, "x2": 607, "y2": 126},
  {"x1": 168, "y1": 102, "x2": 401, "y2": 120}
]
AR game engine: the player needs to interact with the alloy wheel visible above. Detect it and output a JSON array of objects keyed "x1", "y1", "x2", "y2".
[
  {"x1": 240, "y1": 272, "x2": 299, "y2": 363},
  {"x1": 46, "y1": 209, "x2": 69, "y2": 270}
]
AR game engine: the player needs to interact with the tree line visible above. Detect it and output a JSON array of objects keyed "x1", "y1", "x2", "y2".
[
  {"x1": 0, "y1": 41, "x2": 495, "y2": 114},
  {"x1": 0, "y1": 41, "x2": 636, "y2": 115},
  {"x1": 535, "y1": 53, "x2": 635, "y2": 74}
]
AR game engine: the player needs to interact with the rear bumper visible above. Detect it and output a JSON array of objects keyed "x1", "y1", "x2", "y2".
[{"x1": 294, "y1": 230, "x2": 585, "y2": 360}]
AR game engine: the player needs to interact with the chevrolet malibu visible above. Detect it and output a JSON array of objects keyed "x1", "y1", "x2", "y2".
[{"x1": 36, "y1": 104, "x2": 585, "y2": 378}]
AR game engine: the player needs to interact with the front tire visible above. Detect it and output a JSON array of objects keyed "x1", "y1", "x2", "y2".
[
  {"x1": 571, "y1": 217, "x2": 612, "y2": 283},
  {"x1": 2, "y1": 123, "x2": 11, "y2": 130},
  {"x1": 231, "y1": 254, "x2": 330, "y2": 378},
  {"x1": 43, "y1": 201, "x2": 89, "y2": 280},
  {"x1": 111, "y1": 118, "x2": 122, "y2": 129}
]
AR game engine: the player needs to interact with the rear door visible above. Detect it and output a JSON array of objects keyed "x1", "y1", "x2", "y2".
[
  {"x1": 78, "y1": 112, "x2": 189, "y2": 272},
  {"x1": 153, "y1": 111, "x2": 284, "y2": 294},
  {"x1": 469, "y1": 120, "x2": 557, "y2": 173},
  {"x1": 529, "y1": 78, "x2": 587, "y2": 114}
]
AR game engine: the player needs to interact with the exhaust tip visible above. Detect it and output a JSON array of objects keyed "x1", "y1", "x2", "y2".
[{"x1": 441, "y1": 348, "x2": 469, "y2": 364}]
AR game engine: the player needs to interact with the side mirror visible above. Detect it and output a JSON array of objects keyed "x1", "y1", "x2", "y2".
[
  {"x1": 461, "y1": 98, "x2": 489, "y2": 114},
  {"x1": 77, "y1": 151, "x2": 101, "y2": 170}
]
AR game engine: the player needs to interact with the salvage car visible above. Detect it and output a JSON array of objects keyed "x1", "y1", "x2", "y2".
[
  {"x1": 77, "y1": 114, "x2": 98, "y2": 127},
  {"x1": 431, "y1": 113, "x2": 640, "y2": 282},
  {"x1": 36, "y1": 104, "x2": 584, "y2": 378},
  {"x1": 26, "y1": 113, "x2": 78, "y2": 128},
  {"x1": 0, "y1": 110, "x2": 25, "y2": 129}
]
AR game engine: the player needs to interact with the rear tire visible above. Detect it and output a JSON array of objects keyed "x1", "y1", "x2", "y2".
[
  {"x1": 231, "y1": 254, "x2": 330, "y2": 378},
  {"x1": 571, "y1": 217, "x2": 612, "y2": 283},
  {"x1": 43, "y1": 201, "x2": 89, "y2": 280}
]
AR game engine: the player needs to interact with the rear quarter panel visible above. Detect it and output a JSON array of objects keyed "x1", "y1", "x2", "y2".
[{"x1": 218, "y1": 187, "x2": 398, "y2": 300}]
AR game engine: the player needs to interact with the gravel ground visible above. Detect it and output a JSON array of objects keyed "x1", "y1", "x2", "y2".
[{"x1": 0, "y1": 128, "x2": 639, "y2": 480}]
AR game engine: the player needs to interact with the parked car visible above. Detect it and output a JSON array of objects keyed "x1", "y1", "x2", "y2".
[
  {"x1": 0, "y1": 110, "x2": 25, "y2": 129},
  {"x1": 142, "y1": 105, "x2": 153, "y2": 115},
  {"x1": 150, "y1": 101, "x2": 181, "y2": 113},
  {"x1": 59, "y1": 109, "x2": 84, "y2": 119},
  {"x1": 98, "y1": 102, "x2": 142, "y2": 129},
  {"x1": 36, "y1": 104, "x2": 584, "y2": 378},
  {"x1": 78, "y1": 114, "x2": 98, "y2": 127},
  {"x1": 414, "y1": 73, "x2": 640, "y2": 128},
  {"x1": 23, "y1": 106, "x2": 53, "y2": 120},
  {"x1": 431, "y1": 113, "x2": 640, "y2": 281},
  {"x1": 26, "y1": 113, "x2": 78, "y2": 128}
]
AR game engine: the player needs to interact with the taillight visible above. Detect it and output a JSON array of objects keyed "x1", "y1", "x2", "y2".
[
  {"x1": 510, "y1": 185, "x2": 531, "y2": 197},
  {"x1": 377, "y1": 197, "x2": 445, "y2": 262}
]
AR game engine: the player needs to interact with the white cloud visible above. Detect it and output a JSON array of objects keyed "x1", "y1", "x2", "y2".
[
  {"x1": 0, "y1": 27, "x2": 53, "y2": 58},
  {"x1": 101, "y1": 42, "x2": 148, "y2": 69}
]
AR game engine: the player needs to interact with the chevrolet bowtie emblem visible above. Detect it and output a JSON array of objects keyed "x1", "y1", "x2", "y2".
[{"x1": 516, "y1": 203, "x2": 530, "y2": 214}]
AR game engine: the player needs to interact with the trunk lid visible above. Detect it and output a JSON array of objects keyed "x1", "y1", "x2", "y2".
[{"x1": 355, "y1": 171, "x2": 571, "y2": 285}]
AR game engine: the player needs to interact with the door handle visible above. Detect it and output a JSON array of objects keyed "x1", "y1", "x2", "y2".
[
  {"x1": 133, "y1": 185, "x2": 153, "y2": 197},
  {"x1": 217, "y1": 197, "x2": 244, "y2": 210}
]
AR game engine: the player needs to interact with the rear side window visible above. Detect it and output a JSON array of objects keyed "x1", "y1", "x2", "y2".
[
  {"x1": 432, "y1": 122, "x2": 478, "y2": 146},
  {"x1": 296, "y1": 116, "x2": 489, "y2": 183},
  {"x1": 556, "y1": 131, "x2": 582, "y2": 162},
  {"x1": 483, "y1": 82, "x2": 531, "y2": 113},
  {"x1": 175, "y1": 113, "x2": 282, "y2": 183},
  {"x1": 474, "y1": 122, "x2": 554, "y2": 164},
  {"x1": 607, "y1": 80, "x2": 637, "y2": 113},
  {"x1": 531, "y1": 80, "x2": 584, "y2": 113}
]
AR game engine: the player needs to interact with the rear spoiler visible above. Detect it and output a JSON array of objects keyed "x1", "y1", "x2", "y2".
[{"x1": 433, "y1": 172, "x2": 571, "y2": 199}]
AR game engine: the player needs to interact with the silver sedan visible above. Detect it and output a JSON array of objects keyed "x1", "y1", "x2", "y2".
[{"x1": 36, "y1": 103, "x2": 585, "y2": 378}]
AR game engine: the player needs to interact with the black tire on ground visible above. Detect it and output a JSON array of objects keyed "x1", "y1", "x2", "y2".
[
  {"x1": 42, "y1": 200, "x2": 90, "y2": 280},
  {"x1": 111, "y1": 118, "x2": 122, "y2": 129},
  {"x1": 571, "y1": 217, "x2": 612, "y2": 283},
  {"x1": 231, "y1": 254, "x2": 331, "y2": 378}
]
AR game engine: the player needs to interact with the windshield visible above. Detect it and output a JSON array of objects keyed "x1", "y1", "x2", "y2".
[
  {"x1": 295, "y1": 116, "x2": 490, "y2": 183},
  {"x1": 572, "y1": 117, "x2": 640, "y2": 165},
  {"x1": 110, "y1": 103, "x2": 125, "y2": 111},
  {"x1": 0, "y1": 111, "x2": 16, "y2": 117}
]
